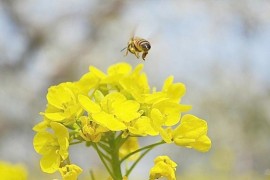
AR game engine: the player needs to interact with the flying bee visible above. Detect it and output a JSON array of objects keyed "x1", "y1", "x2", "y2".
[{"x1": 121, "y1": 36, "x2": 151, "y2": 60}]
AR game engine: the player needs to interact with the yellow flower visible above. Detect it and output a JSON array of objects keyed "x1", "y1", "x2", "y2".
[
  {"x1": 79, "y1": 92, "x2": 142, "y2": 131},
  {"x1": 159, "y1": 127, "x2": 174, "y2": 144},
  {"x1": 148, "y1": 101, "x2": 191, "y2": 134},
  {"x1": 162, "y1": 76, "x2": 186, "y2": 103},
  {"x1": 77, "y1": 63, "x2": 135, "y2": 96},
  {"x1": 0, "y1": 161, "x2": 28, "y2": 180},
  {"x1": 103, "y1": 62, "x2": 132, "y2": 84},
  {"x1": 33, "y1": 122, "x2": 69, "y2": 173},
  {"x1": 152, "y1": 100, "x2": 187, "y2": 126},
  {"x1": 32, "y1": 119, "x2": 49, "y2": 132},
  {"x1": 42, "y1": 82, "x2": 83, "y2": 125},
  {"x1": 101, "y1": 63, "x2": 150, "y2": 103},
  {"x1": 128, "y1": 116, "x2": 158, "y2": 136},
  {"x1": 76, "y1": 66, "x2": 106, "y2": 95},
  {"x1": 59, "y1": 164, "x2": 82, "y2": 180},
  {"x1": 137, "y1": 76, "x2": 191, "y2": 131},
  {"x1": 119, "y1": 64, "x2": 150, "y2": 102},
  {"x1": 119, "y1": 137, "x2": 140, "y2": 160},
  {"x1": 33, "y1": 62, "x2": 212, "y2": 179},
  {"x1": 79, "y1": 116, "x2": 108, "y2": 142},
  {"x1": 172, "y1": 114, "x2": 211, "y2": 152},
  {"x1": 149, "y1": 156, "x2": 177, "y2": 180}
]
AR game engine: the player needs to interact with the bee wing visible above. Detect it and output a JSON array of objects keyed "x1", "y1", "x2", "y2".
[
  {"x1": 129, "y1": 24, "x2": 151, "y2": 39},
  {"x1": 130, "y1": 26, "x2": 136, "y2": 38},
  {"x1": 120, "y1": 28, "x2": 135, "y2": 52}
]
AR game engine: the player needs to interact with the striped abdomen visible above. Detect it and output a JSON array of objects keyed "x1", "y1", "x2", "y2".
[{"x1": 133, "y1": 37, "x2": 151, "y2": 52}]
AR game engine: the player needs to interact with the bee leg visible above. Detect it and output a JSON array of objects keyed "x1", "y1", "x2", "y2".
[
  {"x1": 142, "y1": 52, "x2": 148, "y2": 60},
  {"x1": 125, "y1": 49, "x2": 129, "y2": 56},
  {"x1": 125, "y1": 44, "x2": 132, "y2": 56},
  {"x1": 134, "y1": 52, "x2": 140, "y2": 59}
]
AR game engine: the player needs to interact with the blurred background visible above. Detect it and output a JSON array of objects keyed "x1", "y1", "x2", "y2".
[{"x1": 0, "y1": 0, "x2": 270, "y2": 179}]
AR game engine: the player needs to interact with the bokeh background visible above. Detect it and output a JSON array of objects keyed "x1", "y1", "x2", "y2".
[{"x1": 1, "y1": 0, "x2": 270, "y2": 179}]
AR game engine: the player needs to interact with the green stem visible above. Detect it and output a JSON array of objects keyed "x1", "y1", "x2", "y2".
[
  {"x1": 96, "y1": 144, "x2": 111, "y2": 162},
  {"x1": 109, "y1": 136, "x2": 122, "y2": 180},
  {"x1": 69, "y1": 130, "x2": 79, "y2": 135},
  {"x1": 98, "y1": 141, "x2": 112, "y2": 154},
  {"x1": 69, "y1": 140, "x2": 83, "y2": 145},
  {"x1": 125, "y1": 148, "x2": 152, "y2": 177},
  {"x1": 120, "y1": 141, "x2": 165, "y2": 163},
  {"x1": 90, "y1": 170, "x2": 95, "y2": 180},
  {"x1": 115, "y1": 131, "x2": 123, "y2": 142},
  {"x1": 117, "y1": 135, "x2": 128, "y2": 149},
  {"x1": 92, "y1": 143, "x2": 115, "y2": 179}
]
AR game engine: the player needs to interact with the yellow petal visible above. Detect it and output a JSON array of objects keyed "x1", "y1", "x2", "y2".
[
  {"x1": 46, "y1": 83, "x2": 73, "y2": 109},
  {"x1": 154, "y1": 156, "x2": 177, "y2": 168},
  {"x1": 174, "y1": 114, "x2": 207, "y2": 138},
  {"x1": 173, "y1": 114, "x2": 211, "y2": 152},
  {"x1": 129, "y1": 116, "x2": 158, "y2": 136},
  {"x1": 153, "y1": 101, "x2": 182, "y2": 126},
  {"x1": 145, "y1": 92, "x2": 166, "y2": 104},
  {"x1": 150, "y1": 156, "x2": 177, "y2": 180},
  {"x1": 132, "y1": 63, "x2": 144, "y2": 75},
  {"x1": 33, "y1": 132, "x2": 55, "y2": 155},
  {"x1": 76, "y1": 72, "x2": 100, "y2": 94},
  {"x1": 89, "y1": 66, "x2": 106, "y2": 79},
  {"x1": 44, "y1": 113, "x2": 66, "y2": 121},
  {"x1": 92, "y1": 112, "x2": 126, "y2": 131},
  {"x1": 167, "y1": 83, "x2": 186, "y2": 101},
  {"x1": 150, "y1": 108, "x2": 164, "y2": 128},
  {"x1": 100, "y1": 92, "x2": 126, "y2": 112},
  {"x1": 59, "y1": 164, "x2": 83, "y2": 180},
  {"x1": 78, "y1": 94, "x2": 101, "y2": 114},
  {"x1": 159, "y1": 127, "x2": 173, "y2": 143},
  {"x1": 40, "y1": 150, "x2": 60, "y2": 173},
  {"x1": 192, "y1": 135, "x2": 211, "y2": 152},
  {"x1": 107, "y1": 63, "x2": 131, "y2": 75},
  {"x1": 173, "y1": 137, "x2": 196, "y2": 146},
  {"x1": 51, "y1": 122, "x2": 69, "y2": 139},
  {"x1": 32, "y1": 120, "x2": 48, "y2": 132},
  {"x1": 114, "y1": 100, "x2": 140, "y2": 122},
  {"x1": 162, "y1": 76, "x2": 174, "y2": 92}
]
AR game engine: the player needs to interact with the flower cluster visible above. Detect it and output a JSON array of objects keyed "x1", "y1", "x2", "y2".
[
  {"x1": 33, "y1": 62, "x2": 211, "y2": 179},
  {"x1": 150, "y1": 156, "x2": 177, "y2": 180},
  {"x1": 0, "y1": 161, "x2": 28, "y2": 180}
]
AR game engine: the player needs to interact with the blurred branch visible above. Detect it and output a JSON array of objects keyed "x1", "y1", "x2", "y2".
[
  {"x1": 1, "y1": 0, "x2": 125, "y2": 81},
  {"x1": 1, "y1": 0, "x2": 46, "y2": 71},
  {"x1": 46, "y1": 0, "x2": 125, "y2": 80}
]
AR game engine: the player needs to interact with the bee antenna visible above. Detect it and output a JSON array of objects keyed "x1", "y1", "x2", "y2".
[{"x1": 120, "y1": 47, "x2": 127, "y2": 52}]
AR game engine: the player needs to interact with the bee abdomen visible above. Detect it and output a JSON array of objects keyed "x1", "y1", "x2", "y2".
[{"x1": 135, "y1": 39, "x2": 151, "y2": 51}]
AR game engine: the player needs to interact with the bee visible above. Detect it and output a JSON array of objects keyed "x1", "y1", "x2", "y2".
[{"x1": 121, "y1": 36, "x2": 151, "y2": 60}]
